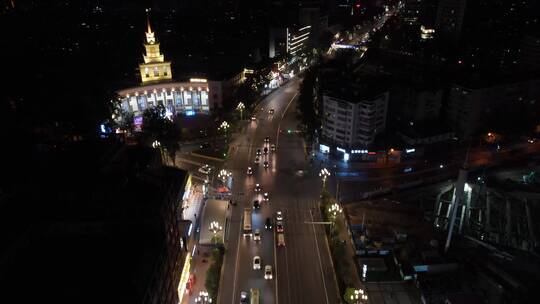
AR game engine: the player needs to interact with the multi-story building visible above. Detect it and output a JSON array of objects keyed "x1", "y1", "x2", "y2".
[
  {"x1": 0, "y1": 141, "x2": 194, "y2": 303},
  {"x1": 116, "y1": 17, "x2": 223, "y2": 119},
  {"x1": 520, "y1": 35, "x2": 540, "y2": 71},
  {"x1": 435, "y1": 0, "x2": 467, "y2": 41},
  {"x1": 321, "y1": 84, "x2": 389, "y2": 152},
  {"x1": 446, "y1": 76, "x2": 540, "y2": 137}
]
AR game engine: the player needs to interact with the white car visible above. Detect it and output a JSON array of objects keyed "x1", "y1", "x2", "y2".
[
  {"x1": 240, "y1": 291, "x2": 248, "y2": 303},
  {"x1": 254, "y1": 229, "x2": 261, "y2": 241},
  {"x1": 255, "y1": 156, "x2": 260, "y2": 164},
  {"x1": 263, "y1": 192, "x2": 269, "y2": 202},
  {"x1": 198, "y1": 164, "x2": 212, "y2": 174},
  {"x1": 264, "y1": 265, "x2": 273, "y2": 280},
  {"x1": 255, "y1": 183, "x2": 262, "y2": 192},
  {"x1": 247, "y1": 167, "x2": 253, "y2": 175},
  {"x1": 276, "y1": 210, "x2": 283, "y2": 221},
  {"x1": 253, "y1": 256, "x2": 261, "y2": 270}
]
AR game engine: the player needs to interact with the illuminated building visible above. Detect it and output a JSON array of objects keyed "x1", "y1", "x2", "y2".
[
  {"x1": 117, "y1": 79, "x2": 212, "y2": 116},
  {"x1": 116, "y1": 16, "x2": 220, "y2": 117},
  {"x1": 139, "y1": 16, "x2": 172, "y2": 84}
]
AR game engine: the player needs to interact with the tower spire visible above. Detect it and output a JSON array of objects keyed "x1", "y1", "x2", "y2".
[{"x1": 145, "y1": 9, "x2": 156, "y2": 44}]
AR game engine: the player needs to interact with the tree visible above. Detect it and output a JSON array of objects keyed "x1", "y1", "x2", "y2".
[
  {"x1": 142, "y1": 105, "x2": 182, "y2": 165},
  {"x1": 297, "y1": 68, "x2": 321, "y2": 142}
]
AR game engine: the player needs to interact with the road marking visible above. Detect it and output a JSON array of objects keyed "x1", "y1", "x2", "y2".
[
  {"x1": 309, "y1": 208, "x2": 330, "y2": 304},
  {"x1": 273, "y1": 221, "x2": 279, "y2": 304},
  {"x1": 232, "y1": 213, "x2": 243, "y2": 303},
  {"x1": 276, "y1": 91, "x2": 299, "y2": 149}
]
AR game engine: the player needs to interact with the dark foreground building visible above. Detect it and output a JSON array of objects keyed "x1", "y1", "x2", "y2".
[{"x1": 0, "y1": 140, "x2": 191, "y2": 303}]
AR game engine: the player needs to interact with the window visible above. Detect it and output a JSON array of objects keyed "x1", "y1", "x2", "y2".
[
  {"x1": 163, "y1": 68, "x2": 168, "y2": 76},
  {"x1": 154, "y1": 67, "x2": 159, "y2": 77}
]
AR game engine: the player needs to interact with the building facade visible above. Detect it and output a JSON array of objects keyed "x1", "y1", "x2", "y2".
[
  {"x1": 117, "y1": 79, "x2": 213, "y2": 117},
  {"x1": 322, "y1": 91, "x2": 388, "y2": 149},
  {"x1": 116, "y1": 17, "x2": 221, "y2": 118},
  {"x1": 446, "y1": 77, "x2": 540, "y2": 137}
]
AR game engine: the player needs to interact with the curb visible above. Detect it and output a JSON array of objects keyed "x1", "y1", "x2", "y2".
[{"x1": 190, "y1": 152, "x2": 226, "y2": 163}]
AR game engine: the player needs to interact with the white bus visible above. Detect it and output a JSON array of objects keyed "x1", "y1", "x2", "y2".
[{"x1": 243, "y1": 208, "x2": 252, "y2": 237}]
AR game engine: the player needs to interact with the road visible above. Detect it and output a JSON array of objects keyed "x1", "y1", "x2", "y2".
[{"x1": 219, "y1": 77, "x2": 340, "y2": 304}]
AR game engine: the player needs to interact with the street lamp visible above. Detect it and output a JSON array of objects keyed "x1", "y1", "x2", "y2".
[
  {"x1": 319, "y1": 167, "x2": 330, "y2": 188},
  {"x1": 219, "y1": 121, "x2": 230, "y2": 133},
  {"x1": 350, "y1": 288, "x2": 368, "y2": 304},
  {"x1": 328, "y1": 202, "x2": 342, "y2": 220},
  {"x1": 209, "y1": 221, "x2": 222, "y2": 245},
  {"x1": 194, "y1": 290, "x2": 212, "y2": 303},
  {"x1": 236, "y1": 102, "x2": 245, "y2": 120},
  {"x1": 218, "y1": 169, "x2": 232, "y2": 184}
]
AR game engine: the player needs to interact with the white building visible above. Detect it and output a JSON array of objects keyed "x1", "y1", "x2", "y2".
[
  {"x1": 322, "y1": 91, "x2": 389, "y2": 148},
  {"x1": 117, "y1": 79, "x2": 217, "y2": 117}
]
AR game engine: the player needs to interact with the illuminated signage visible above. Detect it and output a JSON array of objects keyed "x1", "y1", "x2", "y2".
[
  {"x1": 190, "y1": 78, "x2": 207, "y2": 83},
  {"x1": 320, "y1": 144, "x2": 330, "y2": 153},
  {"x1": 337, "y1": 147, "x2": 346, "y2": 153},
  {"x1": 185, "y1": 110, "x2": 195, "y2": 116},
  {"x1": 406, "y1": 148, "x2": 416, "y2": 153},
  {"x1": 344, "y1": 153, "x2": 350, "y2": 161},
  {"x1": 351, "y1": 149, "x2": 368, "y2": 154}
]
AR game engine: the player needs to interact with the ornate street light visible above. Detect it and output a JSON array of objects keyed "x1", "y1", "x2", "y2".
[
  {"x1": 236, "y1": 102, "x2": 245, "y2": 120},
  {"x1": 219, "y1": 121, "x2": 230, "y2": 133},
  {"x1": 328, "y1": 202, "x2": 343, "y2": 220},
  {"x1": 350, "y1": 288, "x2": 367, "y2": 304},
  {"x1": 194, "y1": 290, "x2": 212, "y2": 303},
  {"x1": 319, "y1": 167, "x2": 330, "y2": 188},
  {"x1": 209, "y1": 221, "x2": 223, "y2": 245},
  {"x1": 218, "y1": 169, "x2": 232, "y2": 184}
]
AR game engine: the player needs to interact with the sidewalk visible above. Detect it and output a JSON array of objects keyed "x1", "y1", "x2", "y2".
[{"x1": 181, "y1": 246, "x2": 214, "y2": 304}]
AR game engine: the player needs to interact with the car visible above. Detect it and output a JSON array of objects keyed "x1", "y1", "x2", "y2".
[
  {"x1": 264, "y1": 137, "x2": 270, "y2": 143},
  {"x1": 199, "y1": 142, "x2": 211, "y2": 149},
  {"x1": 198, "y1": 164, "x2": 212, "y2": 174},
  {"x1": 263, "y1": 161, "x2": 269, "y2": 169},
  {"x1": 276, "y1": 210, "x2": 283, "y2": 221},
  {"x1": 254, "y1": 229, "x2": 261, "y2": 241},
  {"x1": 240, "y1": 291, "x2": 248, "y2": 303},
  {"x1": 246, "y1": 167, "x2": 253, "y2": 175},
  {"x1": 253, "y1": 256, "x2": 261, "y2": 270},
  {"x1": 269, "y1": 109, "x2": 274, "y2": 114},
  {"x1": 251, "y1": 116, "x2": 256, "y2": 121},
  {"x1": 528, "y1": 137, "x2": 537, "y2": 144},
  {"x1": 255, "y1": 156, "x2": 260, "y2": 164},
  {"x1": 264, "y1": 265, "x2": 273, "y2": 279},
  {"x1": 263, "y1": 192, "x2": 269, "y2": 202},
  {"x1": 265, "y1": 217, "x2": 273, "y2": 230},
  {"x1": 255, "y1": 183, "x2": 262, "y2": 192},
  {"x1": 403, "y1": 167, "x2": 413, "y2": 173},
  {"x1": 276, "y1": 221, "x2": 284, "y2": 233},
  {"x1": 277, "y1": 233, "x2": 285, "y2": 247},
  {"x1": 256, "y1": 149, "x2": 262, "y2": 156},
  {"x1": 253, "y1": 200, "x2": 261, "y2": 209},
  {"x1": 271, "y1": 144, "x2": 276, "y2": 152},
  {"x1": 263, "y1": 147, "x2": 268, "y2": 154}
]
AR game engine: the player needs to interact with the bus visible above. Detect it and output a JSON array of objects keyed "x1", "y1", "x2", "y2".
[
  {"x1": 250, "y1": 288, "x2": 260, "y2": 304},
  {"x1": 243, "y1": 208, "x2": 252, "y2": 237}
]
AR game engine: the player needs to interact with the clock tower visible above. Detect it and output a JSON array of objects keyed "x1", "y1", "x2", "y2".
[{"x1": 138, "y1": 15, "x2": 172, "y2": 84}]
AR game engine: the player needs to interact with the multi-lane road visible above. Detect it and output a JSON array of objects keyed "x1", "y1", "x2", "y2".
[{"x1": 218, "y1": 77, "x2": 340, "y2": 303}]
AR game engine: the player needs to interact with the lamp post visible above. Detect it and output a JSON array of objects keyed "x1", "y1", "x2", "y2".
[
  {"x1": 236, "y1": 102, "x2": 245, "y2": 120},
  {"x1": 218, "y1": 169, "x2": 231, "y2": 184},
  {"x1": 350, "y1": 288, "x2": 368, "y2": 304},
  {"x1": 328, "y1": 202, "x2": 343, "y2": 221},
  {"x1": 209, "y1": 221, "x2": 222, "y2": 245},
  {"x1": 194, "y1": 290, "x2": 212, "y2": 303},
  {"x1": 319, "y1": 167, "x2": 330, "y2": 188},
  {"x1": 219, "y1": 121, "x2": 230, "y2": 134}
]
